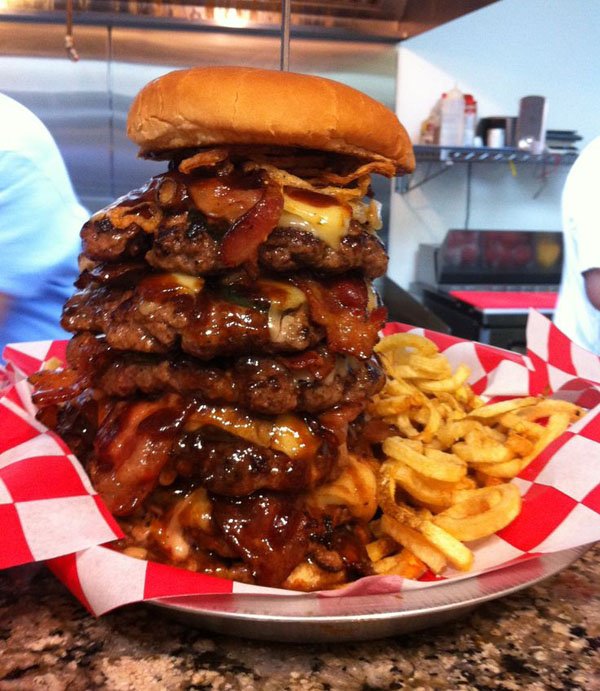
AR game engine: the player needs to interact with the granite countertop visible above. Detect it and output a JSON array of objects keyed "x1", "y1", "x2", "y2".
[{"x1": 1, "y1": 544, "x2": 599, "y2": 691}]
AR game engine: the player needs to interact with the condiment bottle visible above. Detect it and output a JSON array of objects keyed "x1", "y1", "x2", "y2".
[
  {"x1": 439, "y1": 85, "x2": 465, "y2": 147},
  {"x1": 463, "y1": 94, "x2": 477, "y2": 147}
]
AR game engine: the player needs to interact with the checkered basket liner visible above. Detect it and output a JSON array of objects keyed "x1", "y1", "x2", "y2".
[{"x1": 1, "y1": 311, "x2": 598, "y2": 615}]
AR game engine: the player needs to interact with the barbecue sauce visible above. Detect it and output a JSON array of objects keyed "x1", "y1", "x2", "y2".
[
  {"x1": 30, "y1": 148, "x2": 388, "y2": 591},
  {"x1": 187, "y1": 174, "x2": 263, "y2": 223},
  {"x1": 91, "y1": 395, "x2": 187, "y2": 516},
  {"x1": 212, "y1": 492, "x2": 313, "y2": 587}
]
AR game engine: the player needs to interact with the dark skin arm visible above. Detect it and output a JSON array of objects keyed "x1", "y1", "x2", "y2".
[{"x1": 583, "y1": 268, "x2": 600, "y2": 310}]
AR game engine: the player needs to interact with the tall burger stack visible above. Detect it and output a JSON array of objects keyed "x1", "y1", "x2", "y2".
[{"x1": 31, "y1": 67, "x2": 415, "y2": 590}]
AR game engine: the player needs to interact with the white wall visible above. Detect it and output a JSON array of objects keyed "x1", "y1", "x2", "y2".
[{"x1": 388, "y1": 0, "x2": 600, "y2": 289}]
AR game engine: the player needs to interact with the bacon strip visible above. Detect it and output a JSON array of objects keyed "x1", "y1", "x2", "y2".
[
  {"x1": 292, "y1": 275, "x2": 386, "y2": 359},
  {"x1": 90, "y1": 395, "x2": 187, "y2": 516},
  {"x1": 314, "y1": 160, "x2": 396, "y2": 185},
  {"x1": 29, "y1": 369, "x2": 89, "y2": 407},
  {"x1": 178, "y1": 147, "x2": 229, "y2": 174},
  {"x1": 187, "y1": 175, "x2": 263, "y2": 224},
  {"x1": 220, "y1": 183, "x2": 284, "y2": 267},
  {"x1": 282, "y1": 348, "x2": 335, "y2": 379}
]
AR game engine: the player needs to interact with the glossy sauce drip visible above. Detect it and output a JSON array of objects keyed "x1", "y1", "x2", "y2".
[
  {"x1": 91, "y1": 395, "x2": 188, "y2": 516},
  {"x1": 284, "y1": 186, "x2": 339, "y2": 209},
  {"x1": 175, "y1": 434, "x2": 327, "y2": 496},
  {"x1": 111, "y1": 177, "x2": 164, "y2": 209},
  {"x1": 137, "y1": 273, "x2": 204, "y2": 301},
  {"x1": 212, "y1": 492, "x2": 313, "y2": 587},
  {"x1": 187, "y1": 173, "x2": 263, "y2": 223},
  {"x1": 184, "y1": 405, "x2": 322, "y2": 462},
  {"x1": 98, "y1": 177, "x2": 168, "y2": 233},
  {"x1": 292, "y1": 275, "x2": 385, "y2": 358},
  {"x1": 75, "y1": 262, "x2": 148, "y2": 290},
  {"x1": 329, "y1": 523, "x2": 372, "y2": 579},
  {"x1": 137, "y1": 407, "x2": 185, "y2": 439},
  {"x1": 183, "y1": 293, "x2": 269, "y2": 359},
  {"x1": 109, "y1": 173, "x2": 189, "y2": 211}
]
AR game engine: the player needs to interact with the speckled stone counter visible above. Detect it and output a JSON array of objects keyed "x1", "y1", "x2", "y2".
[{"x1": 1, "y1": 544, "x2": 599, "y2": 691}]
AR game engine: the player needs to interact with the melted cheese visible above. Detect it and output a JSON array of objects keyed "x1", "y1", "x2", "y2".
[
  {"x1": 365, "y1": 279, "x2": 378, "y2": 312},
  {"x1": 185, "y1": 406, "x2": 271, "y2": 447},
  {"x1": 170, "y1": 273, "x2": 204, "y2": 295},
  {"x1": 348, "y1": 198, "x2": 382, "y2": 231},
  {"x1": 367, "y1": 199, "x2": 383, "y2": 231},
  {"x1": 137, "y1": 273, "x2": 204, "y2": 316},
  {"x1": 138, "y1": 272, "x2": 204, "y2": 299},
  {"x1": 280, "y1": 189, "x2": 351, "y2": 248},
  {"x1": 255, "y1": 279, "x2": 306, "y2": 311},
  {"x1": 255, "y1": 278, "x2": 307, "y2": 343},
  {"x1": 185, "y1": 405, "x2": 319, "y2": 460},
  {"x1": 155, "y1": 487, "x2": 213, "y2": 562},
  {"x1": 270, "y1": 414, "x2": 320, "y2": 461}
]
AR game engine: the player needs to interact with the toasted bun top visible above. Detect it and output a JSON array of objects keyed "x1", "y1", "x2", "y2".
[{"x1": 127, "y1": 66, "x2": 415, "y2": 176}]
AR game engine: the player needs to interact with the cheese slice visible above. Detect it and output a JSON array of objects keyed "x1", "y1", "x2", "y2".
[
  {"x1": 138, "y1": 273, "x2": 205, "y2": 304},
  {"x1": 254, "y1": 278, "x2": 308, "y2": 343},
  {"x1": 281, "y1": 188, "x2": 351, "y2": 248},
  {"x1": 156, "y1": 487, "x2": 212, "y2": 562},
  {"x1": 365, "y1": 279, "x2": 378, "y2": 312},
  {"x1": 170, "y1": 273, "x2": 205, "y2": 295},
  {"x1": 270, "y1": 413, "x2": 321, "y2": 461},
  {"x1": 255, "y1": 278, "x2": 306, "y2": 312},
  {"x1": 185, "y1": 405, "x2": 319, "y2": 461}
]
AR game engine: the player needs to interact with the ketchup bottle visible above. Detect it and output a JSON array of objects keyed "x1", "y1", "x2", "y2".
[{"x1": 463, "y1": 94, "x2": 477, "y2": 147}]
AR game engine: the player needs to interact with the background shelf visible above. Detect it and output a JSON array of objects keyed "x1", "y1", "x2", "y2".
[
  {"x1": 398, "y1": 145, "x2": 578, "y2": 194},
  {"x1": 413, "y1": 145, "x2": 578, "y2": 165}
]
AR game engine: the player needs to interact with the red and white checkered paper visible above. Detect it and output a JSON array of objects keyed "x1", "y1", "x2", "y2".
[{"x1": 1, "y1": 310, "x2": 599, "y2": 616}]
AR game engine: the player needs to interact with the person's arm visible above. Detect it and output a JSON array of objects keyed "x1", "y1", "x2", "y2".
[
  {"x1": 583, "y1": 268, "x2": 600, "y2": 310},
  {"x1": 0, "y1": 293, "x2": 10, "y2": 325}
]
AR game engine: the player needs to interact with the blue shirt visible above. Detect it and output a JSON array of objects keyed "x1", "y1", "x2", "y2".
[{"x1": 0, "y1": 94, "x2": 88, "y2": 357}]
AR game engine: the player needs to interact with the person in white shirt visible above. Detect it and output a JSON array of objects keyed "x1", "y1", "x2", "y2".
[
  {"x1": 553, "y1": 136, "x2": 600, "y2": 354},
  {"x1": 0, "y1": 93, "x2": 88, "y2": 357}
]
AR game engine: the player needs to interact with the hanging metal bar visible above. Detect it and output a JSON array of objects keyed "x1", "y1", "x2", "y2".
[
  {"x1": 65, "y1": 0, "x2": 79, "y2": 61},
  {"x1": 280, "y1": 0, "x2": 291, "y2": 71}
]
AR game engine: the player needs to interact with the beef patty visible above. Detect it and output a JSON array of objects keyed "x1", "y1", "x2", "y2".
[
  {"x1": 83, "y1": 217, "x2": 387, "y2": 278},
  {"x1": 38, "y1": 391, "x2": 342, "y2": 516},
  {"x1": 31, "y1": 332, "x2": 384, "y2": 415},
  {"x1": 80, "y1": 168, "x2": 388, "y2": 279},
  {"x1": 61, "y1": 274, "x2": 323, "y2": 359}
]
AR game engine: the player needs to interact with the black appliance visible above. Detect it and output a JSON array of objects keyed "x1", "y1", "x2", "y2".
[{"x1": 411, "y1": 229, "x2": 563, "y2": 351}]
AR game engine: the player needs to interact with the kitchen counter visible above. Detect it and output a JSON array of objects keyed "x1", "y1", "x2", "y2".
[{"x1": 1, "y1": 544, "x2": 599, "y2": 691}]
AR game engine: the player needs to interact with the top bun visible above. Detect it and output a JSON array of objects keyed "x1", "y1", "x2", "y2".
[{"x1": 127, "y1": 66, "x2": 415, "y2": 176}]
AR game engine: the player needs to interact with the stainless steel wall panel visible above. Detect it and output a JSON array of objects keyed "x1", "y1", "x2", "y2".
[
  {"x1": 1, "y1": 21, "x2": 396, "y2": 232},
  {"x1": 0, "y1": 23, "x2": 111, "y2": 212}
]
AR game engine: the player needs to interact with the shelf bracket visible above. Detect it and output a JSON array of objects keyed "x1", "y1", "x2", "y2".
[
  {"x1": 397, "y1": 161, "x2": 454, "y2": 193},
  {"x1": 397, "y1": 146, "x2": 577, "y2": 195}
]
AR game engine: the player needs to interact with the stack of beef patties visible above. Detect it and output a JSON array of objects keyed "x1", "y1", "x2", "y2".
[{"x1": 30, "y1": 66, "x2": 415, "y2": 590}]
